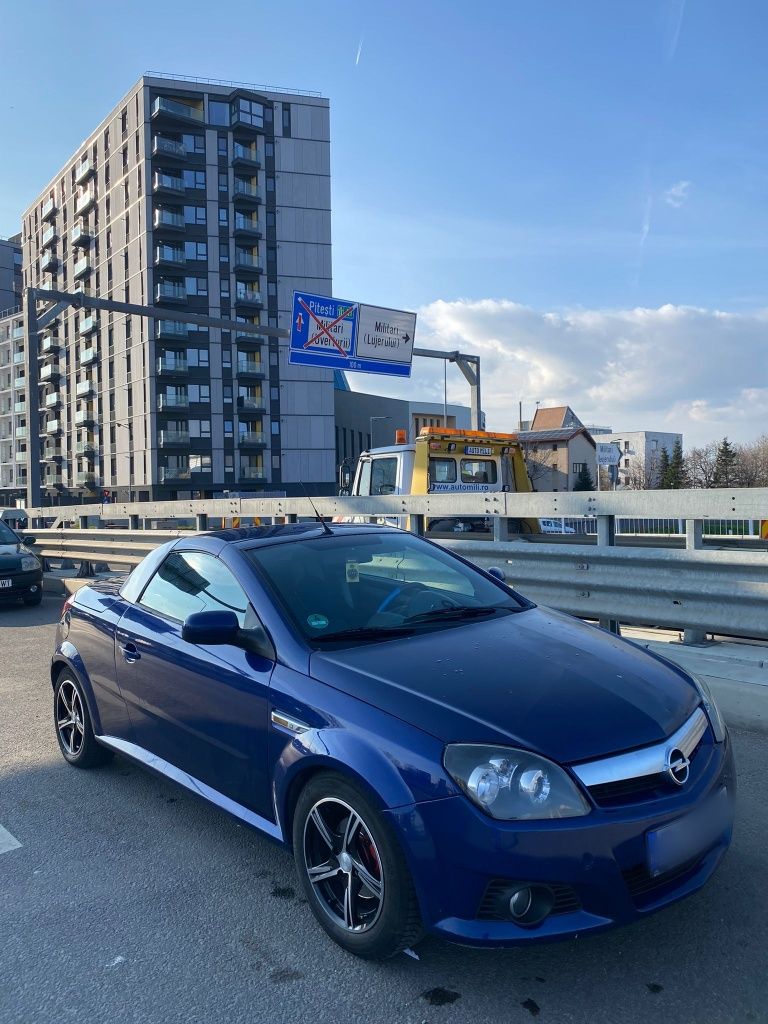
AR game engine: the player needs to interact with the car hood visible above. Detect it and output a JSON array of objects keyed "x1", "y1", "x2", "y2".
[
  {"x1": 310, "y1": 607, "x2": 700, "y2": 764},
  {"x1": 0, "y1": 540, "x2": 36, "y2": 572}
]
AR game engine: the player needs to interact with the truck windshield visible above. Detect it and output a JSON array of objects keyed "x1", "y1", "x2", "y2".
[{"x1": 246, "y1": 530, "x2": 532, "y2": 647}]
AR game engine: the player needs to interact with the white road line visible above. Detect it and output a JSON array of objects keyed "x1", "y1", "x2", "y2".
[{"x1": 0, "y1": 825, "x2": 22, "y2": 855}]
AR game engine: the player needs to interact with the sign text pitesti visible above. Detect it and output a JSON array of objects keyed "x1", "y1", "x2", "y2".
[{"x1": 289, "y1": 291, "x2": 416, "y2": 377}]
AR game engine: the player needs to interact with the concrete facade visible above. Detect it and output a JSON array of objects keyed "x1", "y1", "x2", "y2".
[
  {"x1": 21, "y1": 74, "x2": 334, "y2": 505},
  {"x1": 518, "y1": 427, "x2": 597, "y2": 491}
]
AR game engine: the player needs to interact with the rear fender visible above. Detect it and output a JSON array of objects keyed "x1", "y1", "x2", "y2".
[{"x1": 50, "y1": 642, "x2": 104, "y2": 735}]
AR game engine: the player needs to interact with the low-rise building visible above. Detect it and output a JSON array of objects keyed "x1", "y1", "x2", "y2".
[
  {"x1": 515, "y1": 405, "x2": 597, "y2": 491},
  {"x1": 590, "y1": 429, "x2": 683, "y2": 488}
]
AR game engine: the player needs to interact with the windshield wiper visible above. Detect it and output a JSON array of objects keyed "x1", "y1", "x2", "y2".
[
  {"x1": 404, "y1": 604, "x2": 509, "y2": 624},
  {"x1": 312, "y1": 625, "x2": 416, "y2": 643}
]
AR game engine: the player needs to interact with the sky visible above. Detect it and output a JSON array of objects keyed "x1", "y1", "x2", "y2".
[{"x1": 1, "y1": 0, "x2": 766, "y2": 445}]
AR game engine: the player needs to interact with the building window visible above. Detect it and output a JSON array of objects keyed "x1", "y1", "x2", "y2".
[
  {"x1": 219, "y1": 207, "x2": 228, "y2": 226},
  {"x1": 234, "y1": 98, "x2": 264, "y2": 128},
  {"x1": 220, "y1": 278, "x2": 230, "y2": 297},
  {"x1": 184, "y1": 205, "x2": 206, "y2": 225},
  {"x1": 185, "y1": 277, "x2": 208, "y2": 296},
  {"x1": 218, "y1": 136, "x2": 228, "y2": 157},
  {"x1": 266, "y1": 176, "x2": 275, "y2": 192},
  {"x1": 121, "y1": 108, "x2": 128, "y2": 138},
  {"x1": 218, "y1": 172, "x2": 228, "y2": 193},
  {"x1": 572, "y1": 463, "x2": 586, "y2": 474},
  {"x1": 224, "y1": 420, "x2": 233, "y2": 438},
  {"x1": 182, "y1": 169, "x2": 206, "y2": 190},
  {"x1": 624, "y1": 459, "x2": 630, "y2": 468},
  {"x1": 282, "y1": 104, "x2": 291, "y2": 137},
  {"x1": 184, "y1": 241, "x2": 207, "y2": 260},
  {"x1": 271, "y1": 421, "x2": 280, "y2": 435},
  {"x1": 182, "y1": 134, "x2": 205, "y2": 154},
  {"x1": 220, "y1": 242, "x2": 229, "y2": 263},
  {"x1": 209, "y1": 100, "x2": 229, "y2": 126}
]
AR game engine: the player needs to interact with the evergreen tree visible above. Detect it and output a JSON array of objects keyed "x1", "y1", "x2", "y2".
[
  {"x1": 573, "y1": 464, "x2": 595, "y2": 491},
  {"x1": 658, "y1": 447, "x2": 671, "y2": 488},
  {"x1": 713, "y1": 437, "x2": 738, "y2": 487},
  {"x1": 667, "y1": 437, "x2": 687, "y2": 489}
]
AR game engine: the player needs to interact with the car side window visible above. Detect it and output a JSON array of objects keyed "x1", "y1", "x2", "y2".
[{"x1": 139, "y1": 550, "x2": 258, "y2": 630}]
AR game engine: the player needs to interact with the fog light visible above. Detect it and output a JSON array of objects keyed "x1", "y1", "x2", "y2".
[
  {"x1": 29, "y1": 585, "x2": 38, "y2": 593},
  {"x1": 506, "y1": 884, "x2": 555, "y2": 927}
]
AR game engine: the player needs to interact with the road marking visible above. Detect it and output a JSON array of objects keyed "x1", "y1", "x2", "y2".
[
  {"x1": 0, "y1": 825, "x2": 22, "y2": 855},
  {"x1": 105, "y1": 956, "x2": 125, "y2": 968}
]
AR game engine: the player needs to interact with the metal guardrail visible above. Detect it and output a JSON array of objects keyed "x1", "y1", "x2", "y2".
[{"x1": 32, "y1": 530, "x2": 194, "y2": 569}]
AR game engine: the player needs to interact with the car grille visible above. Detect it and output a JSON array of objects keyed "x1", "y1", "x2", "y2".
[
  {"x1": 588, "y1": 736, "x2": 710, "y2": 807},
  {"x1": 477, "y1": 880, "x2": 581, "y2": 920},
  {"x1": 622, "y1": 856, "x2": 703, "y2": 904}
]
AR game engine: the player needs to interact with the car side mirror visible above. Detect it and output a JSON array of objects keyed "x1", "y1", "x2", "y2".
[
  {"x1": 487, "y1": 566, "x2": 506, "y2": 582},
  {"x1": 182, "y1": 610, "x2": 240, "y2": 646}
]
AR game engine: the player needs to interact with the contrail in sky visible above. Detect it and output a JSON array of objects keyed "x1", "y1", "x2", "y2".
[{"x1": 355, "y1": 37, "x2": 364, "y2": 66}]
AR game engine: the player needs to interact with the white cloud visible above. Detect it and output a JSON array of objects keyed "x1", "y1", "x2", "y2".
[
  {"x1": 345, "y1": 299, "x2": 768, "y2": 446},
  {"x1": 664, "y1": 180, "x2": 691, "y2": 208}
]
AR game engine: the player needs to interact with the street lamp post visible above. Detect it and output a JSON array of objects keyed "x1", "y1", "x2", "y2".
[{"x1": 369, "y1": 415, "x2": 391, "y2": 450}]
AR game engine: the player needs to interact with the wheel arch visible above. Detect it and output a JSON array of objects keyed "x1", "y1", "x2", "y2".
[{"x1": 50, "y1": 645, "x2": 103, "y2": 735}]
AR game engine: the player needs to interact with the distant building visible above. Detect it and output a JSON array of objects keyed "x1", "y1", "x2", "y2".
[
  {"x1": 0, "y1": 308, "x2": 27, "y2": 504},
  {"x1": 597, "y1": 430, "x2": 683, "y2": 488},
  {"x1": 334, "y1": 385, "x2": 480, "y2": 472},
  {"x1": 0, "y1": 236, "x2": 22, "y2": 312},
  {"x1": 515, "y1": 405, "x2": 597, "y2": 491},
  {"x1": 530, "y1": 405, "x2": 584, "y2": 432}
]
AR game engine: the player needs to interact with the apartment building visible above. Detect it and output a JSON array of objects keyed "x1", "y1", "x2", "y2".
[
  {"x1": 21, "y1": 73, "x2": 333, "y2": 505},
  {"x1": 0, "y1": 236, "x2": 23, "y2": 312},
  {"x1": 590, "y1": 429, "x2": 683, "y2": 487},
  {"x1": 0, "y1": 309, "x2": 27, "y2": 504}
]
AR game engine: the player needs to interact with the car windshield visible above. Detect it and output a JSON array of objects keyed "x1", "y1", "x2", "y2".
[
  {"x1": 246, "y1": 530, "x2": 531, "y2": 646},
  {"x1": 0, "y1": 520, "x2": 19, "y2": 544}
]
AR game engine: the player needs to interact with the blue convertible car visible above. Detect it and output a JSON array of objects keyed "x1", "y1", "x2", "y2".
[{"x1": 52, "y1": 523, "x2": 735, "y2": 959}]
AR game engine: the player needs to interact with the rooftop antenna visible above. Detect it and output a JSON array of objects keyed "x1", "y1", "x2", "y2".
[{"x1": 299, "y1": 481, "x2": 333, "y2": 536}]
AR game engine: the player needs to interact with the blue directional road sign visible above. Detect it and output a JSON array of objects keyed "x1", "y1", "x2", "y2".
[{"x1": 289, "y1": 291, "x2": 415, "y2": 378}]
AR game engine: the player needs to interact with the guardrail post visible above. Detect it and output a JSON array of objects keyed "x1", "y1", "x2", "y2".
[
  {"x1": 129, "y1": 514, "x2": 140, "y2": 530},
  {"x1": 286, "y1": 514, "x2": 298, "y2": 524},
  {"x1": 409, "y1": 514, "x2": 425, "y2": 537},
  {"x1": 78, "y1": 515, "x2": 88, "y2": 530},
  {"x1": 196, "y1": 513, "x2": 208, "y2": 531},
  {"x1": 683, "y1": 519, "x2": 708, "y2": 644},
  {"x1": 493, "y1": 517, "x2": 512, "y2": 542},
  {"x1": 596, "y1": 515, "x2": 620, "y2": 635}
]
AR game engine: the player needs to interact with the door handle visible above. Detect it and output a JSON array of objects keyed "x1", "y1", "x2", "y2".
[{"x1": 119, "y1": 642, "x2": 140, "y2": 663}]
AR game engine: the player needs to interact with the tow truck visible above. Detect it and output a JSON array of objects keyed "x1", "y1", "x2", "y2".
[{"x1": 339, "y1": 427, "x2": 539, "y2": 536}]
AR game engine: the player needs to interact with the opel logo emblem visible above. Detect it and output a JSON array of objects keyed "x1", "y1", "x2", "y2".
[{"x1": 665, "y1": 747, "x2": 690, "y2": 786}]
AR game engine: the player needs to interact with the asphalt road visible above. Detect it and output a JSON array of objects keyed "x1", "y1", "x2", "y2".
[{"x1": 1, "y1": 596, "x2": 766, "y2": 1024}]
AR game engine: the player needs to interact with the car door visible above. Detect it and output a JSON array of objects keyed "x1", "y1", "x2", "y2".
[{"x1": 114, "y1": 548, "x2": 274, "y2": 817}]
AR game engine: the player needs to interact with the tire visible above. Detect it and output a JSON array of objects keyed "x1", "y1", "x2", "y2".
[
  {"x1": 53, "y1": 671, "x2": 113, "y2": 769},
  {"x1": 293, "y1": 772, "x2": 423, "y2": 960},
  {"x1": 23, "y1": 591, "x2": 43, "y2": 607}
]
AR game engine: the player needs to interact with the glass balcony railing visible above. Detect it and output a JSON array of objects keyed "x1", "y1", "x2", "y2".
[
  {"x1": 79, "y1": 315, "x2": 98, "y2": 334},
  {"x1": 234, "y1": 251, "x2": 263, "y2": 272},
  {"x1": 156, "y1": 320, "x2": 188, "y2": 338},
  {"x1": 74, "y1": 408, "x2": 96, "y2": 426},
  {"x1": 15, "y1": 427, "x2": 27, "y2": 440},
  {"x1": 156, "y1": 357, "x2": 188, "y2": 374},
  {"x1": 41, "y1": 334, "x2": 60, "y2": 353},
  {"x1": 75, "y1": 380, "x2": 94, "y2": 398},
  {"x1": 234, "y1": 215, "x2": 259, "y2": 234},
  {"x1": 15, "y1": 451, "x2": 27, "y2": 463},
  {"x1": 158, "y1": 429, "x2": 190, "y2": 446},
  {"x1": 235, "y1": 289, "x2": 262, "y2": 306},
  {"x1": 152, "y1": 135, "x2": 187, "y2": 159},
  {"x1": 76, "y1": 472, "x2": 99, "y2": 488},
  {"x1": 41, "y1": 226, "x2": 56, "y2": 248},
  {"x1": 45, "y1": 419, "x2": 59, "y2": 434},
  {"x1": 73, "y1": 256, "x2": 92, "y2": 279},
  {"x1": 40, "y1": 364, "x2": 61, "y2": 381},
  {"x1": 154, "y1": 208, "x2": 185, "y2": 230},
  {"x1": 75, "y1": 189, "x2": 96, "y2": 215},
  {"x1": 71, "y1": 222, "x2": 91, "y2": 246},
  {"x1": 14, "y1": 402, "x2": 26, "y2": 414},
  {"x1": 153, "y1": 171, "x2": 185, "y2": 194},
  {"x1": 76, "y1": 440, "x2": 98, "y2": 456},
  {"x1": 75, "y1": 158, "x2": 93, "y2": 184},
  {"x1": 41, "y1": 252, "x2": 58, "y2": 272},
  {"x1": 240, "y1": 466, "x2": 266, "y2": 481},
  {"x1": 14, "y1": 376, "x2": 25, "y2": 390},
  {"x1": 238, "y1": 430, "x2": 266, "y2": 446},
  {"x1": 13, "y1": 351, "x2": 25, "y2": 363},
  {"x1": 236, "y1": 358, "x2": 264, "y2": 375},
  {"x1": 233, "y1": 181, "x2": 262, "y2": 201},
  {"x1": 45, "y1": 392, "x2": 61, "y2": 409},
  {"x1": 42, "y1": 196, "x2": 56, "y2": 220},
  {"x1": 12, "y1": 326, "x2": 24, "y2": 340},
  {"x1": 232, "y1": 143, "x2": 260, "y2": 165},
  {"x1": 152, "y1": 96, "x2": 204, "y2": 122},
  {"x1": 159, "y1": 465, "x2": 192, "y2": 483},
  {"x1": 79, "y1": 347, "x2": 98, "y2": 364},
  {"x1": 155, "y1": 245, "x2": 186, "y2": 266},
  {"x1": 237, "y1": 394, "x2": 265, "y2": 412},
  {"x1": 156, "y1": 281, "x2": 187, "y2": 302},
  {"x1": 158, "y1": 394, "x2": 189, "y2": 410}
]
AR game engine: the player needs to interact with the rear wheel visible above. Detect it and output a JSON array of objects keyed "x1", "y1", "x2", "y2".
[
  {"x1": 293, "y1": 773, "x2": 422, "y2": 959},
  {"x1": 23, "y1": 591, "x2": 42, "y2": 607},
  {"x1": 53, "y1": 672, "x2": 112, "y2": 768}
]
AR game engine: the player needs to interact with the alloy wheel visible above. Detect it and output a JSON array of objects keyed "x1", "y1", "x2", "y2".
[
  {"x1": 56, "y1": 680, "x2": 85, "y2": 757},
  {"x1": 303, "y1": 797, "x2": 384, "y2": 932}
]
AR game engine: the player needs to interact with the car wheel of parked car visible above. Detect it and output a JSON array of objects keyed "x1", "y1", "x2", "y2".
[
  {"x1": 293, "y1": 773, "x2": 423, "y2": 959},
  {"x1": 53, "y1": 672, "x2": 113, "y2": 768},
  {"x1": 23, "y1": 592, "x2": 42, "y2": 607}
]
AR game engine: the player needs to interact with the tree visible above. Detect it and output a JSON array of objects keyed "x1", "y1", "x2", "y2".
[
  {"x1": 666, "y1": 438, "x2": 687, "y2": 489},
  {"x1": 713, "y1": 437, "x2": 738, "y2": 487},
  {"x1": 685, "y1": 442, "x2": 718, "y2": 488},
  {"x1": 573, "y1": 464, "x2": 595, "y2": 491},
  {"x1": 522, "y1": 444, "x2": 559, "y2": 491},
  {"x1": 658, "y1": 447, "x2": 671, "y2": 488}
]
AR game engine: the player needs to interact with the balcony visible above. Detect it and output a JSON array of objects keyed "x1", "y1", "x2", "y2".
[
  {"x1": 45, "y1": 392, "x2": 61, "y2": 409},
  {"x1": 75, "y1": 188, "x2": 96, "y2": 216},
  {"x1": 40, "y1": 363, "x2": 61, "y2": 382},
  {"x1": 12, "y1": 326, "x2": 24, "y2": 341},
  {"x1": 239, "y1": 466, "x2": 267, "y2": 482},
  {"x1": 76, "y1": 379, "x2": 94, "y2": 398},
  {"x1": 15, "y1": 451, "x2": 27, "y2": 463},
  {"x1": 236, "y1": 357, "x2": 264, "y2": 377},
  {"x1": 76, "y1": 440, "x2": 98, "y2": 457},
  {"x1": 159, "y1": 465, "x2": 192, "y2": 484},
  {"x1": 73, "y1": 282, "x2": 95, "y2": 299},
  {"x1": 233, "y1": 180, "x2": 262, "y2": 205},
  {"x1": 232, "y1": 143, "x2": 261, "y2": 168},
  {"x1": 41, "y1": 445, "x2": 63, "y2": 461},
  {"x1": 158, "y1": 393, "x2": 189, "y2": 410},
  {"x1": 41, "y1": 226, "x2": 57, "y2": 249},
  {"x1": 42, "y1": 197, "x2": 56, "y2": 220},
  {"x1": 45, "y1": 419, "x2": 60, "y2": 434},
  {"x1": 153, "y1": 171, "x2": 185, "y2": 196},
  {"x1": 158, "y1": 429, "x2": 190, "y2": 446},
  {"x1": 156, "y1": 320, "x2": 188, "y2": 340},
  {"x1": 152, "y1": 135, "x2": 187, "y2": 160},
  {"x1": 233, "y1": 215, "x2": 261, "y2": 239},
  {"x1": 75, "y1": 158, "x2": 94, "y2": 184},
  {"x1": 13, "y1": 351, "x2": 25, "y2": 364},
  {"x1": 73, "y1": 256, "x2": 92, "y2": 279},
  {"x1": 238, "y1": 430, "x2": 266, "y2": 448},
  {"x1": 13, "y1": 401, "x2": 26, "y2": 415},
  {"x1": 76, "y1": 472, "x2": 100, "y2": 489},
  {"x1": 14, "y1": 376, "x2": 25, "y2": 390},
  {"x1": 234, "y1": 288, "x2": 263, "y2": 309},
  {"x1": 237, "y1": 395, "x2": 265, "y2": 416},
  {"x1": 234, "y1": 251, "x2": 264, "y2": 275},
  {"x1": 75, "y1": 408, "x2": 96, "y2": 426},
  {"x1": 41, "y1": 252, "x2": 58, "y2": 273},
  {"x1": 151, "y1": 96, "x2": 204, "y2": 123},
  {"x1": 71, "y1": 221, "x2": 91, "y2": 247},
  {"x1": 154, "y1": 244, "x2": 186, "y2": 268},
  {"x1": 156, "y1": 280, "x2": 187, "y2": 303},
  {"x1": 156, "y1": 356, "x2": 188, "y2": 375},
  {"x1": 153, "y1": 207, "x2": 185, "y2": 232},
  {"x1": 79, "y1": 315, "x2": 98, "y2": 335},
  {"x1": 15, "y1": 427, "x2": 27, "y2": 440},
  {"x1": 79, "y1": 346, "x2": 98, "y2": 365},
  {"x1": 41, "y1": 333, "x2": 60, "y2": 354}
]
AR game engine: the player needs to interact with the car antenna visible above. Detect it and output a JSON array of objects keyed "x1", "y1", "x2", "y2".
[{"x1": 299, "y1": 482, "x2": 333, "y2": 536}]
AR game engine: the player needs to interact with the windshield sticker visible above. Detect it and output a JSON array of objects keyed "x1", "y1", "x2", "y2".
[
  {"x1": 346, "y1": 560, "x2": 360, "y2": 583},
  {"x1": 307, "y1": 613, "x2": 329, "y2": 630}
]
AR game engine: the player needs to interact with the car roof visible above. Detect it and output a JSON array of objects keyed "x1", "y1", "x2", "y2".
[{"x1": 202, "y1": 522, "x2": 396, "y2": 550}]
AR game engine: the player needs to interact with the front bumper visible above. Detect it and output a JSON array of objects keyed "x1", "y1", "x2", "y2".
[
  {"x1": 0, "y1": 568, "x2": 43, "y2": 602},
  {"x1": 386, "y1": 732, "x2": 735, "y2": 947}
]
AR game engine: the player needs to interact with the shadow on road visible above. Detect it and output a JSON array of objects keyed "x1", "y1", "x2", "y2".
[{"x1": 0, "y1": 594, "x2": 62, "y2": 628}]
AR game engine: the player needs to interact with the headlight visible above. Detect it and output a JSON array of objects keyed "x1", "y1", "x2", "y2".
[
  {"x1": 444, "y1": 744, "x2": 591, "y2": 820},
  {"x1": 21, "y1": 555, "x2": 40, "y2": 572},
  {"x1": 690, "y1": 673, "x2": 726, "y2": 743}
]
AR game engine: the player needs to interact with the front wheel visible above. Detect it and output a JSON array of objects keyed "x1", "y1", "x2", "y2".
[
  {"x1": 293, "y1": 773, "x2": 422, "y2": 959},
  {"x1": 23, "y1": 590, "x2": 43, "y2": 606},
  {"x1": 53, "y1": 672, "x2": 113, "y2": 768}
]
